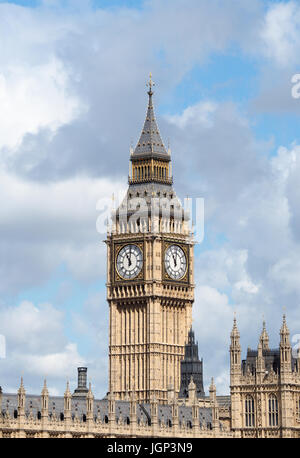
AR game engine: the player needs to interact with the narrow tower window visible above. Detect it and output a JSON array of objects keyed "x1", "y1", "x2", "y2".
[
  {"x1": 245, "y1": 396, "x2": 255, "y2": 427},
  {"x1": 269, "y1": 394, "x2": 278, "y2": 427}
]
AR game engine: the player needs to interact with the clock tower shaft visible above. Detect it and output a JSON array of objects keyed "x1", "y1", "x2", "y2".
[{"x1": 106, "y1": 78, "x2": 194, "y2": 404}]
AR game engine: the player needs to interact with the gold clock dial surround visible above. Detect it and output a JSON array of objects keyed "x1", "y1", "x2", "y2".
[
  {"x1": 164, "y1": 244, "x2": 187, "y2": 280},
  {"x1": 116, "y1": 244, "x2": 143, "y2": 280}
]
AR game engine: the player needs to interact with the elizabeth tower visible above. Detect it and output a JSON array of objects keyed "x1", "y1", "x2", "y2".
[{"x1": 106, "y1": 77, "x2": 194, "y2": 404}]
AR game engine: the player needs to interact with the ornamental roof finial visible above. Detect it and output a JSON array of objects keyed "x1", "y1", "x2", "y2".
[
  {"x1": 231, "y1": 312, "x2": 240, "y2": 339},
  {"x1": 260, "y1": 316, "x2": 269, "y2": 349},
  {"x1": 280, "y1": 312, "x2": 289, "y2": 336},
  {"x1": 147, "y1": 72, "x2": 155, "y2": 95}
]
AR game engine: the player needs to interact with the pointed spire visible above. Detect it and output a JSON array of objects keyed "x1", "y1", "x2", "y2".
[
  {"x1": 41, "y1": 379, "x2": 49, "y2": 418},
  {"x1": 86, "y1": 382, "x2": 94, "y2": 420},
  {"x1": 64, "y1": 380, "x2": 71, "y2": 397},
  {"x1": 187, "y1": 326, "x2": 195, "y2": 345},
  {"x1": 18, "y1": 376, "x2": 25, "y2": 394},
  {"x1": 17, "y1": 377, "x2": 26, "y2": 414},
  {"x1": 64, "y1": 380, "x2": 72, "y2": 419},
  {"x1": 41, "y1": 379, "x2": 49, "y2": 396},
  {"x1": 280, "y1": 313, "x2": 291, "y2": 349},
  {"x1": 132, "y1": 74, "x2": 168, "y2": 158},
  {"x1": 230, "y1": 314, "x2": 241, "y2": 377},
  {"x1": 280, "y1": 314, "x2": 292, "y2": 376},
  {"x1": 209, "y1": 377, "x2": 216, "y2": 391},
  {"x1": 280, "y1": 314, "x2": 289, "y2": 335},
  {"x1": 87, "y1": 382, "x2": 94, "y2": 400},
  {"x1": 260, "y1": 320, "x2": 269, "y2": 350},
  {"x1": 231, "y1": 314, "x2": 240, "y2": 339}
]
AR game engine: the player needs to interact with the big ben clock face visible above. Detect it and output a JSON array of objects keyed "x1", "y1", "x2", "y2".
[
  {"x1": 165, "y1": 245, "x2": 187, "y2": 280},
  {"x1": 116, "y1": 244, "x2": 143, "y2": 280}
]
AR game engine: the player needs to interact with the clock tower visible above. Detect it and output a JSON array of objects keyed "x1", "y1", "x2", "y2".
[{"x1": 106, "y1": 76, "x2": 195, "y2": 404}]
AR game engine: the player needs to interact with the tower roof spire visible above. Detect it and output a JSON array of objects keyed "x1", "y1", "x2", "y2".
[
  {"x1": 260, "y1": 319, "x2": 269, "y2": 350},
  {"x1": 280, "y1": 313, "x2": 290, "y2": 338},
  {"x1": 231, "y1": 313, "x2": 240, "y2": 339},
  {"x1": 132, "y1": 74, "x2": 168, "y2": 159}
]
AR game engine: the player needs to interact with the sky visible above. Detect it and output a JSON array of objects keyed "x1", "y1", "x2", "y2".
[{"x1": 0, "y1": 0, "x2": 300, "y2": 398}]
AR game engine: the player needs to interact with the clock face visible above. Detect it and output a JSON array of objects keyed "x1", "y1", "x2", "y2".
[
  {"x1": 116, "y1": 244, "x2": 143, "y2": 280},
  {"x1": 165, "y1": 245, "x2": 187, "y2": 280}
]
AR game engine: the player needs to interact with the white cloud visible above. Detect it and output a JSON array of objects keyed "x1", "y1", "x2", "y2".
[
  {"x1": 261, "y1": 2, "x2": 300, "y2": 67},
  {"x1": 0, "y1": 58, "x2": 83, "y2": 150},
  {"x1": 21, "y1": 343, "x2": 83, "y2": 378},
  {"x1": 0, "y1": 170, "x2": 125, "y2": 293},
  {"x1": 167, "y1": 102, "x2": 217, "y2": 129},
  {"x1": 0, "y1": 0, "x2": 266, "y2": 181},
  {"x1": 0, "y1": 300, "x2": 86, "y2": 394},
  {"x1": 0, "y1": 301, "x2": 65, "y2": 354}
]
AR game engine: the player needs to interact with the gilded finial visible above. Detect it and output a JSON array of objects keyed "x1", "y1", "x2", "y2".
[{"x1": 147, "y1": 72, "x2": 155, "y2": 94}]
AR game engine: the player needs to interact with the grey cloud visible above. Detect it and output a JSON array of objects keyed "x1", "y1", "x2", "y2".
[
  {"x1": 1, "y1": 0, "x2": 265, "y2": 182},
  {"x1": 251, "y1": 68, "x2": 300, "y2": 115}
]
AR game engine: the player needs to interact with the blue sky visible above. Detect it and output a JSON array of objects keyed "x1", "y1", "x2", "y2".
[{"x1": 0, "y1": 0, "x2": 300, "y2": 398}]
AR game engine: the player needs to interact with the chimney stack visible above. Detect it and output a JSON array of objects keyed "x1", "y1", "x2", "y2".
[{"x1": 73, "y1": 367, "x2": 89, "y2": 398}]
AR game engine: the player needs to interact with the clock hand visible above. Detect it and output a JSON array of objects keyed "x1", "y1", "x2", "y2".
[
  {"x1": 172, "y1": 253, "x2": 177, "y2": 267},
  {"x1": 126, "y1": 253, "x2": 132, "y2": 267}
]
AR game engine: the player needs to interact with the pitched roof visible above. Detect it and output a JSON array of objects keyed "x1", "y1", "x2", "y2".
[{"x1": 132, "y1": 83, "x2": 169, "y2": 160}]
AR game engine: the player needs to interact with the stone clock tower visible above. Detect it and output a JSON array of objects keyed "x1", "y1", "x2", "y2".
[{"x1": 106, "y1": 76, "x2": 194, "y2": 404}]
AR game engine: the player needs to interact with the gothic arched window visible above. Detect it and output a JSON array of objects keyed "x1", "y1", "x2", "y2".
[
  {"x1": 245, "y1": 395, "x2": 255, "y2": 427},
  {"x1": 269, "y1": 394, "x2": 278, "y2": 427}
]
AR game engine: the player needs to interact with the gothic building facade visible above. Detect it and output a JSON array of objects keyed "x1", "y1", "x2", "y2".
[
  {"x1": 0, "y1": 79, "x2": 300, "y2": 438},
  {"x1": 230, "y1": 316, "x2": 300, "y2": 438}
]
